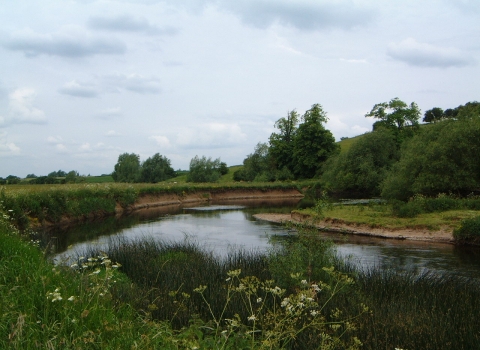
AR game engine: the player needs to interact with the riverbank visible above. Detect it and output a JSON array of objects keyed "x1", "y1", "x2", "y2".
[
  {"x1": 253, "y1": 212, "x2": 456, "y2": 244},
  {"x1": 121, "y1": 187, "x2": 304, "y2": 213},
  {"x1": 1, "y1": 183, "x2": 305, "y2": 229}
]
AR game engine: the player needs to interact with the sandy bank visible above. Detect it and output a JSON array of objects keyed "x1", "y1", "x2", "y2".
[
  {"x1": 253, "y1": 212, "x2": 455, "y2": 244},
  {"x1": 118, "y1": 188, "x2": 304, "y2": 213}
]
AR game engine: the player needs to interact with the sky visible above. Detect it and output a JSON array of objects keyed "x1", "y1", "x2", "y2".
[{"x1": 0, "y1": 0, "x2": 479, "y2": 178}]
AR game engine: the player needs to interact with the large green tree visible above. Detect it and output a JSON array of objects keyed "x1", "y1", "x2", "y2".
[
  {"x1": 292, "y1": 104, "x2": 339, "y2": 179},
  {"x1": 366, "y1": 97, "x2": 421, "y2": 132},
  {"x1": 140, "y1": 153, "x2": 176, "y2": 183},
  {"x1": 112, "y1": 153, "x2": 141, "y2": 183},
  {"x1": 269, "y1": 110, "x2": 299, "y2": 174},
  {"x1": 322, "y1": 128, "x2": 399, "y2": 196}
]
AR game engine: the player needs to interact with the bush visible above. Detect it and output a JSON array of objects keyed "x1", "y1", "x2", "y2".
[
  {"x1": 187, "y1": 156, "x2": 222, "y2": 183},
  {"x1": 453, "y1": 216, "x2": 480, "y2": 244},
  {"x1": 391, "y1": 200, "x2": 423, "y2": 218}
]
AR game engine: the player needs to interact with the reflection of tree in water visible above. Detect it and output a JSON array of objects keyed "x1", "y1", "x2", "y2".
[{"x1": 40, "y1": 215, "x2": 140, "y2": 254}]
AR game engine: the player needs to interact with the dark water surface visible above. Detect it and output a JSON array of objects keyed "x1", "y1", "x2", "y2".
[{"x1": 50, "y1": 199, "x2": 480, "y2": 280}]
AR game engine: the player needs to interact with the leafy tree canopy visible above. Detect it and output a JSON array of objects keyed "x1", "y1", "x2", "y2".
[
  {"x1": 381, "y1": 117, "x2": 480, "y2": 200},
  {"x1": 423, "y1": 107, "x2": 444, "y2": 123},
  {"x1": 112, "y1": 153, "x2": 141, "y2": 183},
  {"x1": 140, "y1": 153, "x2": 176, "y2": 183},
  {"x1": 322, "y1": 127, "x2": 399, "y2": 196},
  {"x1": 366, "y1": 97, "x2": 420, "y2": 131},
  {"x1": 187, "y1": 156, "x2": 223, "y2": 183},
  {"x1": 269, "y1": 110, "x2": 299, "y2": 173},
  {"x1": 233, "y1": 142, "x2": 274, "y2": 182},
  {"x1": 292, "y1": 104, "x2": 339, "y2": 179}
]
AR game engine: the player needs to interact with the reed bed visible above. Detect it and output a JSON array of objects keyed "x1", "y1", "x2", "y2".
[{"x1": 79, "y1": 233, "x2": 480, "y2": 349}]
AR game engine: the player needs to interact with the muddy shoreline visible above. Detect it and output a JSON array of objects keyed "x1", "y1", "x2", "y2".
[{"x1": 253, "y1": 212, "x2": 456, "y2": 244}]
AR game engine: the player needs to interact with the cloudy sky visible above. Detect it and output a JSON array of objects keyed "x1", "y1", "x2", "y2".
[{"x1": 1, "y1": 0, "x2": 479, "y2": 178}]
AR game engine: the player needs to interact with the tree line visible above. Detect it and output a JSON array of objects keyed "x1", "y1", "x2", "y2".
[
  {"x1": 0, "y1": 170, "x2": 84, "y2": 185},
  {"x1": 323, "y1": 100, "x2": 480, "y2": 200}
]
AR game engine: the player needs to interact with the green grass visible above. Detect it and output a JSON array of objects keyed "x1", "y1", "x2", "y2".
[
  {"x1": 337, "y1": 134, "x2": 364, "y2": 153},
  {"x1": 84, "y1": 175, "x2": 114, "y2": 183},
  {"x1": 298, "y1": 204, "x2": 480, "y2": 232}
]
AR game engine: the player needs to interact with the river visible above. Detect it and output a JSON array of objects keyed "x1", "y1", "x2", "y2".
[{"x1": 49, "y1": 199, "x2": 480, "y2": 281}]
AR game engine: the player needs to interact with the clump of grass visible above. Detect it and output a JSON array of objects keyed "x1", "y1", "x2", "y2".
[{"x1": 453, "y1": 216, "x2": 480, "y2": 245}]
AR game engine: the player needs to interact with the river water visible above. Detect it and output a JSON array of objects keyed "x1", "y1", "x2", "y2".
[{"x1": 50, "y1": 199, "x2": 480, "y2": 281}]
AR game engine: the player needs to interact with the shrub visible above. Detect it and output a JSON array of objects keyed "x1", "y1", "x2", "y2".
[{"x1": 453, "y1": 216, "x2": 480, "y2": 244}]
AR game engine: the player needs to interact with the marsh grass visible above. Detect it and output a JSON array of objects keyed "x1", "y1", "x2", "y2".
[{"x1": 352, "y1": 268, "x2": 480, "y2": 350}]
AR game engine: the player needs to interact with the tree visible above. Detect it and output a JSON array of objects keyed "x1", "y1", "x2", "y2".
[
  {"x1": 292, "y1": 104, "x2": 339, "y2": 179},
  {"x1": 112, "y1": 153, "x2": 141, "y2": 183},
  {"x1": 48, "y1": 170, "x2": 67, "y2": 178},
  {"x1": 322, "y1": 128, "x2": 399, "y2": 196},
  {"x1": 187, "y1": 156, "x2": 222, "y2": 183},
  {"x1": 423, "y1": 107, "x2": 444, "y2": 123},
  {"x1": 234, "y1": 142, "x2": 273, "y2": 182},
  {"x1": 269, "y1": 110, "x2": 299, "y2": 174},
  {"x1": 219, "y1": 162, "x2": 229, "y2": 175},
  {"x1": 140, "y1": 153, "x2": 176, "y2": 183},
  {"x1": 366, "y1": 97, "x2": 421, "y2": 131},
  {"x1": 65, "y1": 170, "x2": 79, "y2": 183},
  {"x1": 381, "y1": 117, "x2": 480, "y2": 200},
  {"x1": 6, "y1": 175, "x2": 20, "y2": 185}
]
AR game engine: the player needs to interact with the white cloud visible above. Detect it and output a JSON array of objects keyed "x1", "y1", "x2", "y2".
[
  {"x1": 351, "y1": 125, "x2": 370, "y2": 134},
  {"x1": 55, "y1": 144, "x2": 68, "y2": 152},
  {"x1": 0, "y1": 88, "x2": 47, "y2": 127},
  {"x1": 340, "y1": 58, "x2": 367, "y2": 64},
  {"x1": 220, "y1": 0, "x2": 375, "y2": 31},
  {"x1": 80, "y1": 143, "x2": 91, "y2": 151},
  {"x1": 59, "y1": 80, "x2": 99, "y2": 98},
  {"x1": 103, "y1": 73, "x2": 162, "y2": 94},
  {"x1": 95, "y1": 107, "x2": 122, "y2": 119},
  {"x1": 176, "y1": 123, "x2": 247, "y2": 149},
  {"x1": 87, "y1": 15, "x2": 179, "y2": 36},
  {"x1": 387, "y1": 38, "x2": 474, "y2": 68},
  {"x1": 150, "y1": 135, "x2": 171, "y2": 148},
  {"x1": 106, "y1": 130, "x2": 122, "y2": 136},
  {"x1": 4, "y1": 26, "x2": 127, "y2": 58},
  {"x1": 0, "y1": 132, "x2": 20, "y2": 154},
  {"x1": 47, "y1": 136, "x2": 63, "y2": 144}
]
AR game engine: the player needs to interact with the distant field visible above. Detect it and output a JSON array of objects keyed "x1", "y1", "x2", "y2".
[
  {"x1": 159, "y1": 165, "x2": 243, "y2": 184},
  {"x1": 337, "y1": 134, "x2": 364, "y2": 153},
  {"x1": 84, "y1": 175, "x2": 114, "y2": 183}
]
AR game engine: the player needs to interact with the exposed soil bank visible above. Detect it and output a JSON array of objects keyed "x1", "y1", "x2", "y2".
[
  {"x1": 117, "y1": 188, "x2": 304, "y2": 213},
  {"x1": 253, "y1": 212, "x2": 455, "y2": 244}
]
